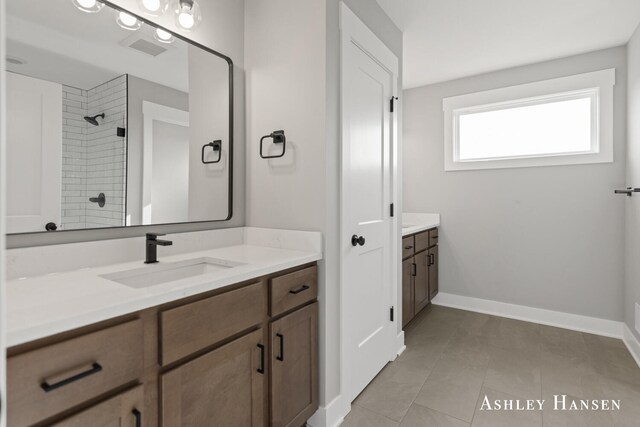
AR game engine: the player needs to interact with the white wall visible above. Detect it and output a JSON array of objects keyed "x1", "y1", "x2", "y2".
[
  {"x1": 187, "y1": 45, "x2": 231, "y2": 221},
  {"x1": 244, "y1": 0, "x2": 402, "y2": 422},
  {"x1": 151, "y1": 121, "x2": 189, "y2": 224},
  {"x1": 404, "y1": 47, "x2": 627, "y2": 322},
  {"x1": 127, "y1": 75, "x2": 189, "y2": 225},
  {"x1": 625, "y1": 25, "x2": 640, "y2": 342}
]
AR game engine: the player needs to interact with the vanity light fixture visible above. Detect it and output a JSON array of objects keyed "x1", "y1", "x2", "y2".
[
  {"x1": 137, "y1": 0, "x2": 169, "y2": 17},
  {"x1": 72, "y1": 0, "x2": 104, "y2": 13},
  {"x1": 154, "y1": 28, "x2": 175, "y2": 44},
  {"x1": 116, "y1": 10, "x2": 142, "y2": 30},
  {"x1": 174, "y1": 0, "x2": 202, "y2": 31}
]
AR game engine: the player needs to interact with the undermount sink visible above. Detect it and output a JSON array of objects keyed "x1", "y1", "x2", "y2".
[{"x1": 100, "y1": 257, "x2": 245, "y2": 289}]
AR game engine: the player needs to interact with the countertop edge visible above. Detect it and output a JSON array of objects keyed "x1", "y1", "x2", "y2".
[
  {"x1": 402, "y1": 222, "x2": 440, "y2": 237},
  {"x1": 7, "y1": 251, "x2": 322, "y2": 348}
]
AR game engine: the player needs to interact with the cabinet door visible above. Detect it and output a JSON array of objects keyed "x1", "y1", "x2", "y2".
[
  {"x1": 270, "y1": 303, "x2": 318, "y2": 427},
  {"x1": 53, "y1": 385, "x2": 143, "y2": 427},
  {"x1": 402, "y1": 258, "x2": 414, "y2": 327},
  {"x1": 414, "y1": 251, "x2": 429, "y2": 315},
  {"x1": 161, "y1": 329, "x2": 265, "y2": 427},
  {"x1": 429, "y1": 246, "x2": 439, "y2": 300}
]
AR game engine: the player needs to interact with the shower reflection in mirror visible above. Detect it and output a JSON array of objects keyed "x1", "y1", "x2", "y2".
[{"x1": 4, "y1": 0, "x2": 231, "y2": 234}]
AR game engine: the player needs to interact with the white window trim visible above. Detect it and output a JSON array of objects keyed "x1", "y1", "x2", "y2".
[{"x1": 443, "y1": 68, "x2": 616, "y2": 171}]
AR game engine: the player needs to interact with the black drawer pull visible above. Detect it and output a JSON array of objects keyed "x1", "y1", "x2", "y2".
[
  {"x1": 40, "y1": 362, "x2": 102, "y2": 392},
  {"x1": 289, "y1": 284, "x2": 310, "y2": 294},
  {"x1": 276, "y1": 333, "x2": 284, "y2": 361},
  {"x1": 429, "y1": 254, "x2": 435, "y2": 264},
  {"x1": 257, "y1": 344, "x2": 265, "y2": 374},
  {"x1": 404, "y1": 245, "x2": 413, "y2": 250},
  {"x1": 132, "y1": 409, "x2": 142, "y2": 427}
]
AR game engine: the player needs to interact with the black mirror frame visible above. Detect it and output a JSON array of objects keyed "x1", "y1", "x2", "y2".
[{"x1": 6, "y1": 0, "x2": 234, "y2": 238}]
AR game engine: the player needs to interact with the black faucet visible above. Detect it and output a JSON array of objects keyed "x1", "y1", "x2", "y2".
[{"x1": 145, "y1": 233, "x2": 173, "y2": 264}]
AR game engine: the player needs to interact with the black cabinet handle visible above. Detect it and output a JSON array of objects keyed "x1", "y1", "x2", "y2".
[
  {"x1": 132, "y1": 409, "x2": 142, "y2": 427},
  {"x1": 429, "y1": 254, "x2": 435, "y2": 265},
  {"x1": 410, "y1": 263, "x2": 417, "y2": 277},
  {"x1": 289, "y1": 284, "x2": 310, "y2": 294},
  {"x1": 404, "y1": 245, "x2": 413, "y2": 250},
  {"x1": 40, "y1": 362, "x2": 102, "y2": 392},
  {"x1": 276, "y1": 333, "x2": 284, "y2": 361},
  {"x1": 257, "y1": 344, "x2": 265, "y2": 374}
]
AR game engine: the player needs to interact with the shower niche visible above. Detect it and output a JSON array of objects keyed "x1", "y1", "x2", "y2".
[{"x1": 4, "y1": 0, "x2": 233, "y2": 235}]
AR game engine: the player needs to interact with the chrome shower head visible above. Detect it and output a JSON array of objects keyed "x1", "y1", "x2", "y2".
[{"x1": 84, "y1": 113, "x2": 105, "y2": 126}]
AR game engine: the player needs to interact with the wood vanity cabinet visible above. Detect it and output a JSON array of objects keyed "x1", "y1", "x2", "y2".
[
  {"x1": 7, "y1": 262, "x2": 319, "y2": 427},
  {"x1": 161, "y1": 329, "x2": 265, "y2": 426},
  {"x1": 402, "y1": 228, "x2": 439, "y2": 328},
  {"x1": 270, "y1": 303, "x2": 318, "y2": 427},
  {"x1": 52, "y1": 386, "x2": 144, "y2": 427}
]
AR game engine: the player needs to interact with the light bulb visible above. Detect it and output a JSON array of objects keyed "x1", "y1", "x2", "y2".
[
  {"x1": 137, "y1": 0, "x2": 168, "y2": 17},
  {"x1": 154, "y1": 28, "x2": 174, "y2": 43},
  {"x1": 178, "y1": 11, "x2": 194, "y2": 29},
  {"x1": 174, "y1": 0, "x2": 201, "y2": 31},
  {"x1": 72, "y1": 0, "x2": 104, "y2": 13},
  {"x1": 143, "y1": 0, "x2": 160, "y2": 11},
  {"x1": 116, "y1": 11, "x2": 142, "y2": 30}
]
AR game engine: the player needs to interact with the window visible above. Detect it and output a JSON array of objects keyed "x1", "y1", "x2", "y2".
[{"x1": 443, "y1": 69, "x2": 615, "y2": 171}]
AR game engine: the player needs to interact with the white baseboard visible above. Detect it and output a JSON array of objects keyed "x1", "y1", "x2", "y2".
[
  {"x1": 432, "y1": 292, "x2": 624, "y2": 339},
  {"x1": 396, "y1": 331, "x2": 406, "y2": 357},
  {"x1": 623, "y1": 324, "x2": 640, "y2": 369},
  {"x1": 307, "y1": 395, "x2": 350, "y2": 427}
]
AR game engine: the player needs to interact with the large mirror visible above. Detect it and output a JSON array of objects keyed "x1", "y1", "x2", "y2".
[{"x1": 4, "y1": 0, "x2": 232, "y2": 234}]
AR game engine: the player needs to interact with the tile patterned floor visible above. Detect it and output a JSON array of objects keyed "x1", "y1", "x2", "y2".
[{"x1": 341, "y1": 305, "x2": 640, "y2": 427}]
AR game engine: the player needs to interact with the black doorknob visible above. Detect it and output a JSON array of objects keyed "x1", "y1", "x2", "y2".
[
  {"x1": 351, "y1": 235, "x2": 365, "y2": 247},
  {"x1": 45, "y1": 222, "x2": 58, "y2": 231}
]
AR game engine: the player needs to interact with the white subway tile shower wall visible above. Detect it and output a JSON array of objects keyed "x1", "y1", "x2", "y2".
[
  {"x1": 60, "y1": 75, "x2": 127, "y2": 230},
  {"x1": 61, "y1": 86, "x2": 89, "y2": 230}
]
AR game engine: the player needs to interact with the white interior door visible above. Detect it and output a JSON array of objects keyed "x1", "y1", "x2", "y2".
[
  {"x1": 6, "y1": 72, "x2": 62, "y2": 233},
  {"x1": 141, "y1": 101, "x2": 190, "y2": 225},
  {"x1": 341, "y1": 5, "x2": 398, "y2": 403}
]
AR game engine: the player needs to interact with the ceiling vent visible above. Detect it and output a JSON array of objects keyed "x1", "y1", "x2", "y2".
[
  {"x1": 127, "y1": 38, "x2": 168, "y2": 57},
  {"x1": 119, "y1": 28, "x2": 172, "y2": 57}
]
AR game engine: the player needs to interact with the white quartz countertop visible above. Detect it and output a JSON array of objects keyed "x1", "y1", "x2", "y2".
[
  {"x1": 6, "y1": 229, "x2": 322, "y2": 348},
  {"x1": 402, "y1": 213, "x2": 441, "y2": 236}
]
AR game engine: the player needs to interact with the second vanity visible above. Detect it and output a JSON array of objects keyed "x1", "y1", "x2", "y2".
[
  {"x1": 5, "y1": 227, "x2": 322, "y2": 427},
  {"x1": 402, "y1": 213, "x2": 440, "y2": 327}
]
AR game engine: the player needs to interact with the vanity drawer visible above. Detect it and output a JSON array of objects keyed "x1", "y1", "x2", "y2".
[
  {"x1": 402, "y1": 236, "x2": 415, "y2": 259},
  {"x1": 160, "y1": 281, "x2": 265, "y2": 366},
  {"x1": 415, "y1": 231, "x2": 429, "y2": 253},
  {"x1": 270, "y1": 265, "x2": 318, "y2": 316},
  {"x1": 7, "y1": 319, "x2": 143, "y2": 427},
  {"x1": 429, "y1": 228, "x2": 439, "y2": 247}
]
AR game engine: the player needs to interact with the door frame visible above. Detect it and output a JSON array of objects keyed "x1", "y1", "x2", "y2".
[
  {"x1": 140, "y1": 101, "x2": 190, "y2": 225},
  {"x1": 339, "y1": 1, "x2": 400, "y2": 408},
  {"x1": 0, "y1": 0, "x2": 7, "y2": 422}
]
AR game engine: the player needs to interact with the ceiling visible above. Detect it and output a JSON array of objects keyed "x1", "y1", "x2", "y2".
[
  {"x1": 6, "y1": 0, "x2": 189, "y2": 92},
  {"x1": 375, "y1": 0, "x2": 640, "y2": 89}
]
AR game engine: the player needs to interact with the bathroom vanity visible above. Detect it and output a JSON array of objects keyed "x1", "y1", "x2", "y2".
[
  {"x1": 5, "y1": 228, "x2": 321, "y2": 427},
  {"x1": 402, "y1": 214, "x2": 440, "y2": 327}
]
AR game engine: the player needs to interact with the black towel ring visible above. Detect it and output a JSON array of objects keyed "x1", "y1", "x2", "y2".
[
  {"x1": 260, "y1": 130, "x2": 286, "y2": 159},
  {"x1": 202, "y1": 140, "x2": 222, "y2": 164}
]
